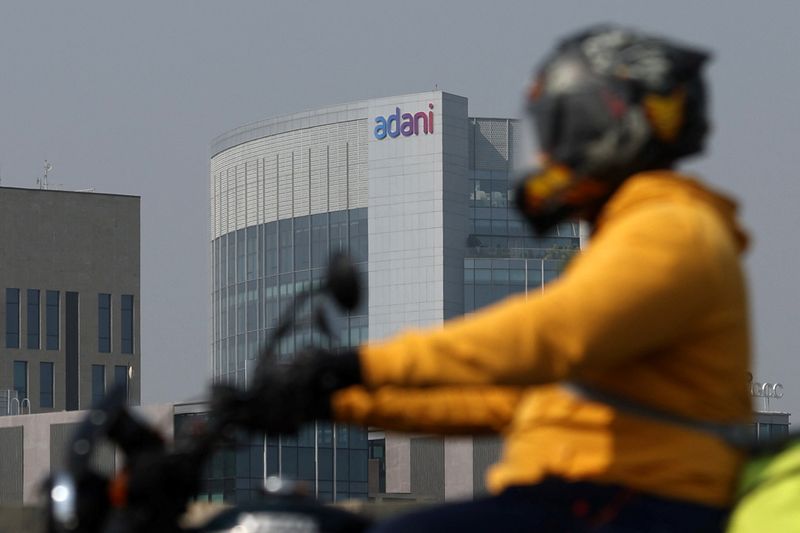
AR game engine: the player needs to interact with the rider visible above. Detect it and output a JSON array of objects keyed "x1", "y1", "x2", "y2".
[{"x1": 240, "y1": 26, "x2": 752, "y2": 532}]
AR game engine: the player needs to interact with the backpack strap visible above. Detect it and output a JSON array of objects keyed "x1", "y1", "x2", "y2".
[{"x1": 562, "y1": 381, "x2": 755, "y2": 450}]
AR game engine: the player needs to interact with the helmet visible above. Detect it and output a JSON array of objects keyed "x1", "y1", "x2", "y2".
[{"x1": 516, "y1": 25, "x2": 711, "y2": 233}]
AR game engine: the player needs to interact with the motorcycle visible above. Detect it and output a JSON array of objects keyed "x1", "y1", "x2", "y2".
[{"x1": 44, "y1": 254, "x2": 372, "y2": 533}]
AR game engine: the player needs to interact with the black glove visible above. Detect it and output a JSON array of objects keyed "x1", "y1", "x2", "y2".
[{"x1": 211, "y1": 349, "x2": 362, "y2": 434}]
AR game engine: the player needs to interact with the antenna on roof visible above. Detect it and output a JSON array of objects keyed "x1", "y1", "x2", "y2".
[{"x1": 38, "y1": 160, "x2": 53, "y2": 190}]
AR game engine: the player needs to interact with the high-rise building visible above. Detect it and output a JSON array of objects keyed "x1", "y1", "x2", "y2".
[
  {"x1": 0, "y1": 186, "x2": 141, "y2": 414},
  {"x1": 209, "y1": 91, "x2": 580, "y2": 502}
]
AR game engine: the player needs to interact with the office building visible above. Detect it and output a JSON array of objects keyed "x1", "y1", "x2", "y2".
[
  {"x1": 0, "y1": 187, "x2": 141, "y2": 415},
  {"x1": 209, "y1": 91, "x2": 580, "y2": 502}
]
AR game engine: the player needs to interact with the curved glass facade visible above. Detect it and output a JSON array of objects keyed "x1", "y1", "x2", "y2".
[
  {"x1": 209, "y1": 106, "x2": 370, "y2": 503},
  {"x1": 208, "y1": 210, "x2": 369, "y2": 503},
  {"x1": 211, "y1": 208, "x2": 368, "y2": 386}
]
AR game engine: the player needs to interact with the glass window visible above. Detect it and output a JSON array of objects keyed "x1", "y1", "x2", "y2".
[
  {"x1": 13, "y1": 361, "x2": 27, "y2": 401},
  {"x1": 329, "y1": 211, "x2": 348, "y2": 255},
  {"x1": 279, "y1": 219, "x2": 293, "y2": 273},
  {"x1": 508, "y1": 218, "x2": 525, "y2": 237},
  {"x1": 474, "y1": 219, "x2": 491, "y2": 235},
  {"x1": 281, "y1": 446, "x2": 298, "y2": 479},
  {"x1": 770, "y1": 423, "x2": 789, "y2": 439},
  {"x1": 236, "y1": 284, "x2": 246, "y2": 335},
  {"x1": 490, "y1": 180, "x2": 508, "y2": 208},
  {"x1": 264, "y1": 222, "x2": 278, "y2": 277},
  {"x1": 27, "y1": 289, "x2": 40, "y2": 349},
  {"x1": 226, "y1": 234, "x2": 236, "y2": 287},
  {"x1": 294, "y1": 216, "x2": 310, "y2": 271},
  {"x1": 91, "y1": 364, "x2": 105, "y2": 406},
  {"x1": 121, "y1": 295, "x2": 134, "y2": 354},
  {"x1": 114, "y1": 365, "x2": 129, "y2": 399},
  {"x1": 298, "y1": 448, "x2": 315, "y2": 480},
  {"x1": 98, "y1": 293, "x2": 111, "y2": 353},
  {"x1": 246, "y1": 226, "x2": 258, "y2": 281},
  {"x1": 349, "y1": 209, "x2": 368, "y2": 263},
  {"x1": 246, "y1": 281, "x2": 258, "y2": 332},
  {"x1": 311, "y1": 214, "x2": 329, "y2": 268},
  {"x1": 264, "y1": 276, "x2": 278, "y2": 329},
  {"x1": 214, "y1": 238, "x2": 221, "y2": 291},
  {"x1": 6, "y1": 288, "x2": 19, "y2": 348},
  {"x1": 46, "y1": 290, "x2": 59, "y2": 350},
  {"x1": 475, "y1": 180, "x2": 490, "y2": 207},
  {"x1": 236, "y1": 229, "x2": 246, "y2": 283},
  {"x1": 349, "y1": 449, "x2": 368, "y2": 482},
  {"x1": 227, "y1": 286, "x2": 236, "y2": 338},
  {"x1": 219, "y1": 288, "x2": 228, "y2": 340},
  {"x1": 40, "y1": 362, "x2": 54, "y2": 408}
]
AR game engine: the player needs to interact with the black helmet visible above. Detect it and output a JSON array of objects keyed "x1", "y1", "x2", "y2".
[{"x1": 516, "y1": 25, "x2": 711, "y2": 233}]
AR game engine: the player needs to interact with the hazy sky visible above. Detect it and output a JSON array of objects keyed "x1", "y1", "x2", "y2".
[{"x1": 1, "y1": 1, "x2": 799, "y2": 415}]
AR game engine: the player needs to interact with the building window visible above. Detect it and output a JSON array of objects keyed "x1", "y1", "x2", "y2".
[
  {"x1": 279, "y1": 219, "x2": 293, "y2": 273},
  {"x1": 6, "y1": 288, "x2": 20, "y2": 348},
  {"x1": 40, "y1": 362, "x2": 54, "y2": 408},
  {"x1": 369, "y1": 438, "x2": 386, "y2": 493},
  {"x1": 46, "y1": 290, "x2": 60, "y2": 350},
  {"x1": 27, "y1": 289, "x2": 40, "y2": 349},
  {"x1": 311, "y1": 213, "x2": 329, "y2": 268},
  {"x1": 294, "y1": 216, "x2": 310, "y2": 271},
  {"x1": 246, "y1": 226, "x2": 258, "y2": 281},
  {"x1": 264, "y1": 222, "x2": 278, "y2": 277},
  {"x1": 91, "y1": 364, "x2": 105, "y2": 406},
  {"x1": 114, "y1": 365, "x2": 129, "y2": 400},
  {"x1": 236, "y1": 228, "x2": 246, "y2": 283},
  {"x1": 349, "y1": 209, "x2": 368, "y2": 263},
  {"x1": 98, "y1": 293, "x2": 111, "y2": 353},
  {"x1": 13, "y1": 361, "x2": 27, "y2": 401},
  {"x1": 121, "y1": 295, "x2": 134, "y2": 354}
]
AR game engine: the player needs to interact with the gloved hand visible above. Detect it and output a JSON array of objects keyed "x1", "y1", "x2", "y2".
[{"x1": 210, "y1": 348, "x2": 362, "y2": 435}]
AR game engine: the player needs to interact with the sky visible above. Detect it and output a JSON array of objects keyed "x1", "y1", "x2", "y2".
[{"x1": 1, "y1": 1, "x2": 799, "y2": 415}]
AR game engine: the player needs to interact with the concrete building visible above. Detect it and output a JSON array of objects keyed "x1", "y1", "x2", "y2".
[
  {"x1": 0, "y1": 404, "x2": 170, "y2": 504},
  {"x1": 209, "y1": 91, "x2": 580, "y2": 503},
  {"x1": 0, "y1": 187, "x2": 141, "y2": 415}
]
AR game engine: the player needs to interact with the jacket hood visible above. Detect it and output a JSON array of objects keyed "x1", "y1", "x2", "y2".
[{"x1": 595, "y1": 171, "x2": 749, "y2": 252}]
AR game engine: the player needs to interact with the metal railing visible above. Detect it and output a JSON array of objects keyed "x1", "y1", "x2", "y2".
[{"x1": 0, "y1": 390, "x2": 30, "y2": 416}]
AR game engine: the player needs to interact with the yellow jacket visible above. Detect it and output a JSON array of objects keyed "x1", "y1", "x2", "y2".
[{"x1": 333, "y1": 171, "x2": 751, "y2": 507}]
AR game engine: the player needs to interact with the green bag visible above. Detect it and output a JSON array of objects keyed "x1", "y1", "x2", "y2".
[{"x1": 727, "y1": 438, "x2": 800, "y2": 532}]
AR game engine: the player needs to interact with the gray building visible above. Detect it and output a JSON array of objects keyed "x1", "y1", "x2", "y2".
[
  {"x1": 209, "y1": 91, "x2": 580, "y2": 503},
  {"x1": 0, "y1": 187, "x2": 141, "y2": 415}
]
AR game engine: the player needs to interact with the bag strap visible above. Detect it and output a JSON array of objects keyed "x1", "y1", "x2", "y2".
[{"x1": 562, "y1": 381, "x2": 755, "y2": 450}]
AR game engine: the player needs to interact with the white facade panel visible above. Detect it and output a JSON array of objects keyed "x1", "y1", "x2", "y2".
[
  {"x1": 210, "y1": 118, "x2": 368, "y2": 240},
  {"x1": 366, "y1": 91, "x2": 468, "y2": 341}
]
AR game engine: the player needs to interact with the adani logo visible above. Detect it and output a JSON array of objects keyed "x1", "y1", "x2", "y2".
[{"x1": 374, "y1": 103, "x2": 434, "y2": 140}]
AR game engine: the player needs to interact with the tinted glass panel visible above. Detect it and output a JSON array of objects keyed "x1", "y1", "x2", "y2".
[
  {"x1": 246, "y1": 226, "x2": 258, "y2": 281},
  {"x1": 121, "y1": 295, "x2": 134, "y2": 354},
  {"x1": 6, "y1": 288, "x2": 19, "y2": 348},
  {"x1": 91, "y1": 365, "x2": 105, "y2": 406},
  {"x1": 40, "y1": 362, "x2": 54, "y2": 408},
  {"x1": 13, "y1": 360, "x2": 27, "y2": 401},
  {"x1": 279, "y1": 219, "x2": 293, "y2": 273},
  {"x1": 236, "y1": 229, "x2": 246, "y2": 283},
  {"x1": 114, "y1": 365, "x2": 129, "y2": 399},
  {"x1": 98, "y1": 293, "x2": 111, "y2": 353},
  {"x1": 46, "y1": 290, "x2": 59, "y2": 350},
  {"x1": 311, "y1": 214, "x2": 329, "y2": 268},
  {"x1": 27, "y1": 289, "x2": 40, "y2": 349}
]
